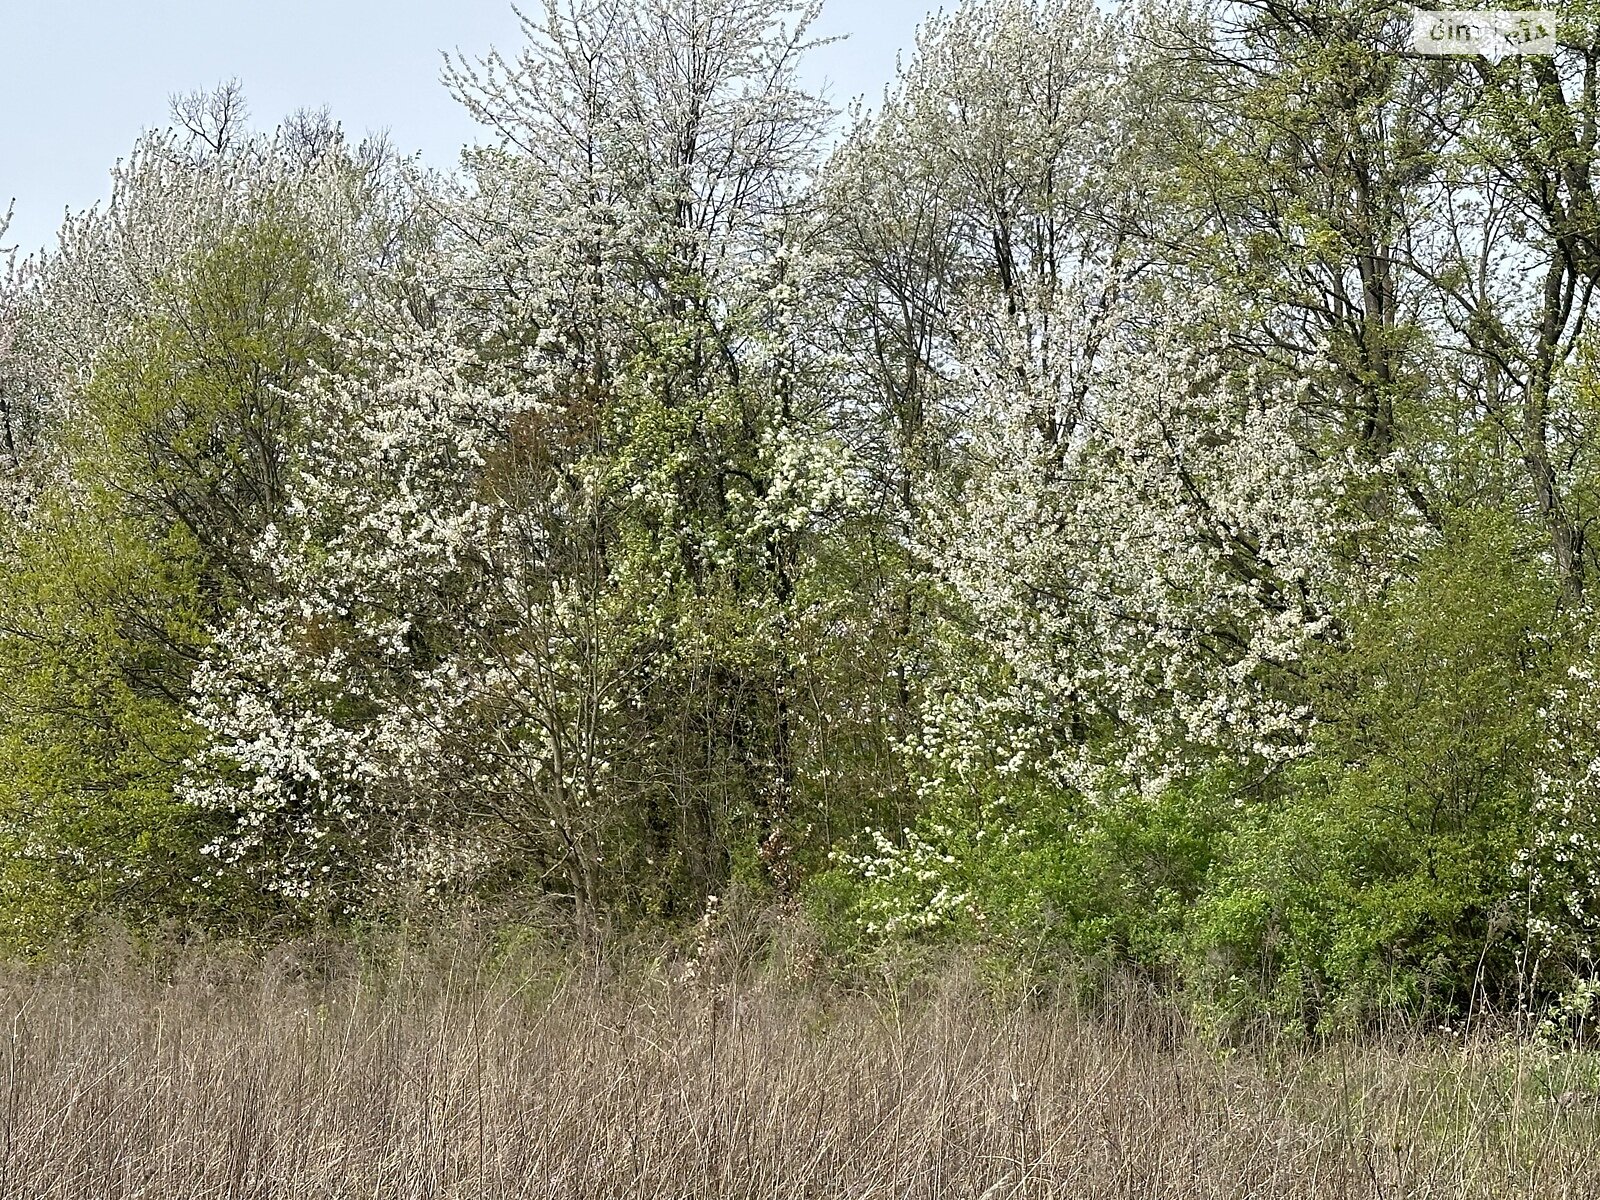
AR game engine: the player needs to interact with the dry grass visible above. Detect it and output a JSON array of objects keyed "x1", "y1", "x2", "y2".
[{"x1": 2, "y1": 921, "x2": 1599, "y2": 1198}]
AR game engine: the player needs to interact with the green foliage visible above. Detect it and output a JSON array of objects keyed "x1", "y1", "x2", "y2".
[
  {"x1": 815, "y1": 770, "x2": 1234, "y2": 977},
  {"x1": 1187, "y1": 513, "x2": 1560, "y2": 1025},
  {"x1": 1305, "y1": 512, "x2": 1550, "y2": 1002},
  {"x1": 0, "y1": 497, "x2": 215, "y2": 949},
  {"x1": 827, "y1": 512, "x2": 1568, "y2": 1029},
  {"x1": 0, "y1": 215, "x2": 339, "y2": 948},
  {"x1": 85, "y1": 214, "x2": 333, "y2": 582}
]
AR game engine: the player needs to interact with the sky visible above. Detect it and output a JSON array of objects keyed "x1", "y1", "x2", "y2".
[{"x1": 0, "y1": 0, "x2": 936, "y2": 257}]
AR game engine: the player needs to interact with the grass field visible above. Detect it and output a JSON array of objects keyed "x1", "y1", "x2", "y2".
[{"x1": 4, "y1": 920, "x2": 1600, "y2": 1199}]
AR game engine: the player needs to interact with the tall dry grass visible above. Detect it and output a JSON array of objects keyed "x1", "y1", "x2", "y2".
[{"x1": 1, "y1": 917, "x2": 1598, "y2": 1198}]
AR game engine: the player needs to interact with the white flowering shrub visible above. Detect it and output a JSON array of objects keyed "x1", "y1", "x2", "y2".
[
  {"x1": 181, "y1": 319, "x2": 577, "y2": 911},
  {"x1": 1524, "y1": 636, "x2": 1600, "y2": 988},
  {"x1": 917, "y1": 296, "x2": 1359, "y2": 800},
  {"x1": 831, "y1": 826, "x2": 977, "y2": 938},
  {"x1": 180, "y1": 264, "x2": 858, "y2": 920}
]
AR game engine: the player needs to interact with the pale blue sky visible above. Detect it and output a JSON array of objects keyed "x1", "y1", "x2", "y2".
[{"x1": 0, "y1": 0, "x2": 936, "y2": 256}]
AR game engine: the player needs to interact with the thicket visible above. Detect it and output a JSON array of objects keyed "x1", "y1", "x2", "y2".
[{"x1": 3, "y1": 0, "x2": 1600, "y2": 1031}]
